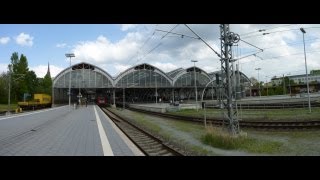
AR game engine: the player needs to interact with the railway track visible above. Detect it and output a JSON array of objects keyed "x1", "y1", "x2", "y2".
[
  {"x1": 127, "y1": 107, "x2": 320, "y2": 130},
  {"x1": 203, "y1": 101, "x2": 320, "y2": 109},
  {"x1": 101, "y1": 107, "x2": 183, "y2": 156}
]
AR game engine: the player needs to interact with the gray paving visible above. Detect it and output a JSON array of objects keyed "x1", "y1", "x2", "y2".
[
  {"x1": 95, "y1": 107, "x2": 135, "y2": 156},
  {"x1": 0, "y1": 105, "x2": 136, "y2": 156}
]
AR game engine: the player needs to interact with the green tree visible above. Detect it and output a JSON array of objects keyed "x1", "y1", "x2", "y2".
[
  {"x1": 0, "y1": 72, "x2": 9, "y2": 104},
  {"x1": 42, "y1": 72, "x2": 52, "y2": 95},
  {"x1": 25, "y1": 70, "x2": 38, "y2": 97},
  {"x1": 9, "y1": 52, "x2": 29, "y2": 101}
]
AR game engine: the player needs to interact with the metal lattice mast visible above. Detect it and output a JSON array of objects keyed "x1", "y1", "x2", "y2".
[{"x1": 220, "y1": 24, "x2": 240, "y2": 135}]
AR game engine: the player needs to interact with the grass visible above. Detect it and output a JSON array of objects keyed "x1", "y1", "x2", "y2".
[
  {"x1": 0, "y1": 104, "x2": 18, "y2": 111},
  {"x1": 131, "y1": 113, "x2": 162, "y2": 134},
  {"x1": 109, "y1": 107, "x2": 162, "y2": 134},
  {"x1": 168, "y1": 107, "x2": 320, "y2": 121},
  {"x1": 201, "y1": 126, "x2": 283, "y2": 154},
  {"x1": 167, "y1": 119, "x2": 202, "y2": 133},
  {"x1": 109, "y1": 107, "x2": 320, "y2": 155}
]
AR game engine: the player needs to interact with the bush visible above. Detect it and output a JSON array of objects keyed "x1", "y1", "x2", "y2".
[
  {"x1": 201, "y1": 126, "x2": 282, "y2": 153},
  {"x1": 202, "y1": 126, "x2": 247, "y2": 149}
]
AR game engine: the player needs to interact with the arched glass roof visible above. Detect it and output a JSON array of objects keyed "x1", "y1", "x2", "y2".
[
  {"x1": 173, "y1": 67, "x2": 211, "y2": 87},
  {"x1": 114, "y1": 63, "x2": 173, "y2": 88},
  {"x1": 53, "y1": 62, "x2": 114, "y2": 88},
  {"x1": 53, "y1": 62, "x2": 252, "y2": 89},
  {"x1": 166, "y1": 68, "x2": 185, "y2": 79},
  {"x1": 208, "y1": 70, "x2": 251, "y2": 85}
]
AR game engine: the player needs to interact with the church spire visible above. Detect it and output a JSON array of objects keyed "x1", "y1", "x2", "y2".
[{"x1": 46, "y1": 62, "x2": 51, "y2": 78}]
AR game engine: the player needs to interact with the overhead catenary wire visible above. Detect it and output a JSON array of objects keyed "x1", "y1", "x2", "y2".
[
  {"x1": 125, "y1": 29, "x2": 156, "y2": 65},
  {"x1": 240, "y1": 49, "x2": 320, "y2": 65},
  {"x1": 134, "y1": 24, "x2": 179, "y2": 65},
  {"x1": 113, "y1": 26, "x2": 158, "y2": 76},
  {"x1": 160, "y1": 24, "x2": 179, "y2": 39},
  {"x1": 240, "y1": 24, "x2": 297, "y2": 37},
  {"x1": 184, "y1": 24, "x2": 221, "y2": 58},
  {"x1": 241, "y1": 26, "x2": 320, "y2": 39},
  {"x1": 155, "y1": 29, "x2": 200, "y2": 39}
]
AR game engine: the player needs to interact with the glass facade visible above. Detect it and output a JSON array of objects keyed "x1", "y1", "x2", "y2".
[
  {"x1": 53, "y1": 63, "x2": 113, "y2": 88},
  {"x1": 53, "y1": 62, "x2": 253, "y2": 104},
  {"x1": 115, "y1": 70, "x2": 171, "y2": 88},
  {"x1": 174, "y1": 72, "x2": 211, "y2": 87}
]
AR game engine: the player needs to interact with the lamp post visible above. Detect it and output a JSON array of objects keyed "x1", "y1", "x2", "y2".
[
  {"x1": 265, "y1": 76, "x2": 269, "y2": 96},
  {"x1": 153, "y1": 73, "x2": 158, "y2": 104},
  {"x1": 6, "y1": 65, "x2": 25, "y2": 116},
  {"x1": 255, "y1": 68, "x2": 261, "y2": 98},
  {"x1": 6, "y1": 65, "x2": 12, "y2": 115},
  {"x1": 191, "y1": 60, "x2": 198, "y2": 111},
  {"x1": 283, "y1": 74, "x2": 286, "y2": 95},
  {"x1": 300, "y1": 28, "x2": 311, "y2": 113},
  {"x1": 65, "y1": 53, "x2": 75, "y2": 109}
]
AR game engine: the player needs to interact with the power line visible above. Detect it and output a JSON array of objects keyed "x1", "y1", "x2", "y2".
[
  {"x1": 240, "y1": 49, "x2": 320, "y2": 65},
  {"x1": 242, "y1": 26, "x2": 320, "y2": 39},
  {"x1": 262, "y1": 37, "x2": 320, "y2": 51},
  {"x1": 240, "y1": 24, "x2": 296, "y2": 37},
  {"x1": 155, "y1": 29, "x2": 199, "y2": 39},
  {"x1": 125, "y1": 29, "x2": 156, "y2": 65},
  {"x1": 184, "y1": 24, "x2": 221, "y2": 58},
  {"x1": 160, "y1": 24, "x2": 179, "y2": 39},
  {"x1": 134, "y1": 24, "x2": 179, "y2": 65}
]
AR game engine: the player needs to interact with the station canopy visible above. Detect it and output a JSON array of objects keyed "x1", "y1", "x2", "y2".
[
  {"x1": 53, "y1": 62, "x2": 251, "y2": 89},
  {"x1": 53, "y1": 62, "x2": 114, "y2": 89},
  {"x1": 114, "y1": 63, "x2": 172, "y2": 88}
]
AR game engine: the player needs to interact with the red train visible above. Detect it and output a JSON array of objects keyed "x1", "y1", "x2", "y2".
[{"x1": 96, "y1": 96, "x2": 107, "y2": 106}]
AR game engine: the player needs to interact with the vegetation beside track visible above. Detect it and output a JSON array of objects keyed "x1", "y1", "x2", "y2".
[
  {"x1": 167, "y1": 108, "x2": 320, "y2": 121},
  {"x1": 0, "y1": 104, "x2": 18, "y2": 112},
  {"x1": 201, "y1": 126, "x2": 282, "y2": 154}
]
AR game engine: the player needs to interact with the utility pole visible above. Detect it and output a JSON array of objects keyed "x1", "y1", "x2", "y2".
[
  {"x1": 300, "y1": 28, "x2": 311, "y2": 113},
  {"x1": 191, "y1": 60, "x2": 198, "y2": 111},
  {"x1": 220, "y1": 24, "x2": 240, "y2": 135},
  {"x1": 255, "y1": 68, "x2": 261, "y2": 98},
  {"x1": 283, "y1": 74, "x2": 286, "y2": 95},
  {"x1": 7, "y1": 65, "x2": 12, "y2": 116},
  {"x1": 287, "y1": 73, "x2": 291, "y2": 95},
  {"x1": 65, "y1": 53, "x2": 75, "y2": 109}
]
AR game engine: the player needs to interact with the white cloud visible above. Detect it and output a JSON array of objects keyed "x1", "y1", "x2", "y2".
[
  {"x1": 65, "y1": 24, "x2": 320, "y2": 82},
  {"x1": 56, "y1": 43, "x2": 67, "y2": 48},
  {"x1": 0, "y1": 63, "x2": 8, "y2": 74},
  {"x1": 151, "y1": 62, "x2": 178, "y2": 72},
  {"x1": 15, "y1": 33, "x2": 34, "y2": 46},
  {"x1": 30, "y1": 64, "x2": 64, "y2": 78},
  {"x1": 72, "y1": 34, "x2": 141, "y2": 65},
  {"x1": 0, "y1": 37, "x2": 10, "y2": 44},
  {"x1": 121, "y1": 24, "x2": 137, "y2": 31},
  {"x1": 114, "y1": 64, "x2": 131, "y2": 75}
]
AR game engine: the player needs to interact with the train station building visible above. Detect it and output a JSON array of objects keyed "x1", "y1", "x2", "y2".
[{"x1": 52, "y1": 62, "x2": 252, "y2": 106}]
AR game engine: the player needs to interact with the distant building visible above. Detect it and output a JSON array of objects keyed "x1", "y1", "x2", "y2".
[
  {"x1": 271, "y1": 74, "x2": 320, "y2": 85},
  {"x1": 52, "y1": 62, "x2": 252, "y2": 105},
  {"x1": 269, "y1": 72, "x2": 320, "y2": 93}
]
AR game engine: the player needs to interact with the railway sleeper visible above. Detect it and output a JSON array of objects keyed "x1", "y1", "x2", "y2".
[
  {"x1": 146, "y1": 147, "x2": 165, "y2": 154},
  {"x1": 136, "y1": 139, "x2": 158, "y2": 145},
  {"x1": 157, "y1": 149, "x2": 172, "y2": 155}
]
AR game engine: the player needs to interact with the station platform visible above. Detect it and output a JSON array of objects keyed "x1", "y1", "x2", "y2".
[{"x1": 0, "y1": 105, "x2": 143, "y2": 156}]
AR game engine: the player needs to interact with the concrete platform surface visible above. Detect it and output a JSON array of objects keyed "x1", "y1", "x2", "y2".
[{"x1": 0, "y1": 105, "x2": 143, "y2": 156}]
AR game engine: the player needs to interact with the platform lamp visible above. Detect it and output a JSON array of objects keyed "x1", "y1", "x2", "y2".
[{"x1": 65, "y1": 53, "x2": 75, "y2": 109}]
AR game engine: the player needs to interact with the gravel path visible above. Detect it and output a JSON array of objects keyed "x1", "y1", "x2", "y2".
[{"x1": 246, "y1": 130, "x2": 320, "y2": 155}]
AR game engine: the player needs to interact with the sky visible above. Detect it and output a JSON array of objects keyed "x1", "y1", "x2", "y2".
[{"x1": 1, "y1": 24, "x2": 320, "y2": 82}]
